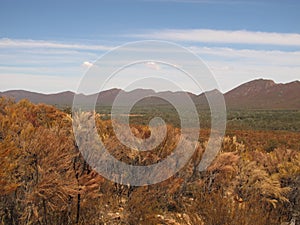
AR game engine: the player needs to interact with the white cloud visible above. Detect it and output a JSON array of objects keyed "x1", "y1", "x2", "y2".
[
  {"x1": 0, "y1": 37, "x2": 299, "y2": 94},
  {"x1": 82, "y1": 61, "x2": 93, "y2": 68},
  {"x1": 145, "y1": 61, "x2": 161, "y2": 70},
  {"x1": 132, "y1": 29, "x2": 300, "y2": 46},
  {"x1": 178, "y1": 46, "x2": 300, "y2": 92},
  {"x1": 0, "y1": 38, "x2": 113, "y2": 51},
  {"x1": 189, "y1": 46, "x2": 300, "y2": 66}
]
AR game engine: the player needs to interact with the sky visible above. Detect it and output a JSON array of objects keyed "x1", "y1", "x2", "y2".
[{"x1": 0, "y1": 0, "x2": 300, "y2": 94}]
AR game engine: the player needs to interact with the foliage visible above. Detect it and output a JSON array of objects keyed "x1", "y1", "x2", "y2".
[{"x1": 0, "y1": 97, "x2": 299, "y2": 224}]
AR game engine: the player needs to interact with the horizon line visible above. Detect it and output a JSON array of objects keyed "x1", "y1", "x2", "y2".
[{"x1": 0, "y1": 78, "x2": 299, "y2": 96}]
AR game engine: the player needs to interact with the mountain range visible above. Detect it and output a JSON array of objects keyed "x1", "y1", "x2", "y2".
[{"x1": 1, "y1": 79, "x2": 299, "y2": 110}]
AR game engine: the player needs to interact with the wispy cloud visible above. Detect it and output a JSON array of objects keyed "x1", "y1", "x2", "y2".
[
  {"x1": 81, "y1": 61, "x2": 94, "y2": 68},
  {"x1": 145, "y1": 61, "x2": 161, "y2": 70},
  {"x1": 190, "y1": 46, "x2": 300, "y2": 66},
  {"x1": 0, "y1": 38, "x2": 113, "y2": 51},
  {"x1": 191, "y1": 47, "x2": 300, "y2": 91},
  {"x1": 0, "y1": 37, "x2": 299, "y2": 93},
  {"x1": 131, "y1": 29, "x2": 300, "y2": 46}
]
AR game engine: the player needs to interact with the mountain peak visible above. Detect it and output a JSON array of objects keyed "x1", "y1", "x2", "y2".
[
  {"x1": 225, "y1": 79, "x2": 300, "y2": 109},
  {"x1": 227, "y1": 79, "x2": 276, "y2": 98},
  {"x1": 245, "y1": 78, "x2": 276, "y2": 87}
]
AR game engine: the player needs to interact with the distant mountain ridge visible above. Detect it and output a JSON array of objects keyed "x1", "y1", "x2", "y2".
[{"x1": 1, "y1": 79, "x2": 299, "y2": 110}]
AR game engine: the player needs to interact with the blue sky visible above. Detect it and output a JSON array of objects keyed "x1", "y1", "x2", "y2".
[{"x1": 0, "y1": 0, "x2": 300, "y2": 93}]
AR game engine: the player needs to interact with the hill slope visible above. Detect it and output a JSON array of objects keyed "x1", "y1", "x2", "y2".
[{"x1": 224, "y1": 79, "x2": 300, "y2": 109}]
